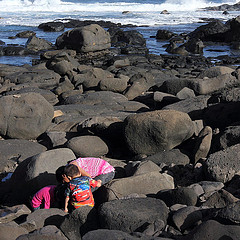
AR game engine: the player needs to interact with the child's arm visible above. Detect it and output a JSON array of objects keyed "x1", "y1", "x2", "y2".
[
  {"x1": 64, "y1": 196, "x2": 70, "y2": 213},
  {"x1": 90, "y1": 179, "x2": 102, "y2": 188}
]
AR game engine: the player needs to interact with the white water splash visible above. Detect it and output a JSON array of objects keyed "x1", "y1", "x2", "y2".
[
  {"x1": 0, "y1": 0, "x2": 238, "y2": 26},
  {"x1": 0, "y1": 0, "x2": 230, "y2": 12}
]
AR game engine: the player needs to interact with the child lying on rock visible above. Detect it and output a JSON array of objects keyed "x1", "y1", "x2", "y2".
[{"x1": 63, "y1": 164, "x2": 102, "y2": 213}]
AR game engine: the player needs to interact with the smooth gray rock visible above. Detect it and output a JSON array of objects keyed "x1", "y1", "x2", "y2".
[
  {"x1": 99, "y1": 171, "x2": 174, "y2": 202},
  {"x1": 156, "y1": 187, "x2": 198, "y2": 207},
  {"x1": 26, "y1": 208, "x2": 67, "y2": 229},
  {"x1": 98, "y1": 198, "x2": 169, "y2": 233},
  {"x1": 5, "y1": 87, "x2": 59, "y2": 105},
  {"x1": 172, "y1": 206, "x2": 203, "y2": 232},
  {"x1": 183, "y1": 219, "x2": 240, "y2": 240},
  {"x1": 124, "y1": 110, "x2": 194, "y2": 155},
  {"x1": 17, "y1": 225, "x2": 68, "y2": 240},
  {"x1": 5, "y1": 148, "x2": 76, "y2": 205},
  {"x1": 66, "y1": 135, "x2": 109, "y2": 157},
  {"x1": 0, "y1": 221, "x2": 28, "y2": 240},
  {"x1": 60, "y1": 206, "x2": 98, "y2": 240},
  {"x1": 143, "y1": 149, "x2": 190, "y2": 166},
  {"x1": 56, "y1": 24, "x2": 111, "y2": 52},
  {"x1": 0, "y1": 93, "x2": 54, "y2": 139},
  {"x1": 6, "y1": 69, "x2": 60, "y2": 89},
  {"x1": 132, "y1": 160, "x2": 161, "y2": 176},
  {"x1": 0, "y1": 205, "x2": 31, "y2": 224},
  {"x1": 198, "y1": 66, "x2": 234, "y2": 78},
  {"x1": 0, "y1": 139, "x2": 47, "y2": 173},
  {"x1": 26, "y1": 35, "x2": 53, "y2": 52},
  {"x1": 162, "y1": 95, "x2": 211, "y2": 120},
  {"x1": 201, "y1": 189, "x2": 239, "y2": 208}
]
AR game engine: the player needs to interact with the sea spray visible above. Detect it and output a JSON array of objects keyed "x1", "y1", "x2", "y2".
[{"x1": 0, "y1": 0, "x2": 232, "y2": 13}]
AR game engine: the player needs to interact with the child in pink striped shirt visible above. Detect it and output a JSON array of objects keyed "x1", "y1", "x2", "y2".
[{"x1": 61, "y1": 157, "x2": 115, "y2": 192}]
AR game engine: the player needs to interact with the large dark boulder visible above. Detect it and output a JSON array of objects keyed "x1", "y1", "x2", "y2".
[
  {"x1": 99, "y1": 171, "x2": 174, "y2": 202},
  {"x1": 119, "y1": 30, "x2": 146, "y2": 46},
  {"x1": 124, "y1": 110, "x2": 195, "y2": 155},
  {"x1": 215, "y1": 201, "x2": 240, "y2": 225},
  {"x1": 183, "y1": 220, "x2": 240, "y2": 240},
  {"x1": 0, "y1": 222, "x2": 28, "y2": 240},
  {"x1": 66, "y1": 135, "x2": 109, "y2": 157},
  {"x1": 5, "y1": 87, "x2": 59, "y2": 105},
  {"x1": 0, "y1": 139, "x2": 47, "y2": 173},
  {"x1": 5, "y1": 69, "x2": 61, "y2": 89},
  {"x1": 61, "y1": 90, "x2": 148, "y2": 113},
  {"x1": 17, "y1": 225, "x2": 68, "y2": 240},
  {"x1": 38, "y1": 21, "x2": 65, "y2": 32},
  {"x1": 143, "y1": 149, "x2": 190, "y2": 166},
  {"x1": 200, "y1": 189, "x2": 239, "y2": 208},
  {"x1": 98, "y1": 198, "x2": 169, "y2": 233},
  {"x1": 225, "y1": 15, "x2": 240, "y2": 42},
  {"x1": 16, "y1": 31, "x2": 36, "y2": 38},
  {"x1": 156, "y1": 187, "x2": 198, "y2": 207},
  {"x1": 55, "y1": 24, "x2": 111, "y2": 53},
  {"x1": 0, "y1": 93, "x2": 54, "y2": 139},
  {"x1": 156, "y1": 29, "x2": 175, "y2": 40},
  {"x1": 204, "y1": 144, "x2": 240, "y2": 183},
  {"x1": 110, "y1": 28, "x2": 146, "y2": 46},
  {"x1": 211, "y1": 124, "x2": 240, "y2": 152},
  {"x1": 82, "y1": 229, "x2": 169, "y2": 240},
  {"x1": 188, "y1": 19, "x2": 230, "y2": 42},
  {"x1": 203, "y1": 101, "x2": 240, "y2": 129},
  {"x1": 184, "y1": 38, "x2": 204, "y2": 54},
  {"x1": 26, "y1": 36, "x2": 53, "y2": 52},
  {"x1": 26, "y1": 208, "x2": 67, "y2": 229},
  {"x1": 2, "y1": 148, "x2": 76, "y2": 205},
  {"x1": 0, "y1": 46, "x2": 27, "y2": 56},
  {"x1": 60, "y1": 206, "x2": 98, "y2": 240}
]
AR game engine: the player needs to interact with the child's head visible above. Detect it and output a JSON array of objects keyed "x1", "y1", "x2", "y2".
[
  {"x1": 55, "y1": 166, "x2": 65, "y2": 183},
  {"x1": 64, "y1": 164, "x2": 81, "y2": 180}
]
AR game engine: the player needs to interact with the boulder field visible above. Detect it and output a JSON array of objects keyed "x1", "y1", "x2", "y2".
[{"x1": 0, "y1": 17, "x2": 240, "y2": 240}]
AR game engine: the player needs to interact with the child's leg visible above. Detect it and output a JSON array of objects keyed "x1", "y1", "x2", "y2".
[
  {"x1": 92, "y1": 171, "x2": 115, "y2": 192},
  {"x1": 33, "y1": 206, "x2": 40, "y2": 211}
]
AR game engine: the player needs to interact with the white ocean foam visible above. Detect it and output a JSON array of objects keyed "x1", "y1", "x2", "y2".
[
  {"x1": 0, "y1": 0, "x2": 238, "y2": 26},
  {"x1": 0, "y1": 0, "x2": 227, "y2": 12}
]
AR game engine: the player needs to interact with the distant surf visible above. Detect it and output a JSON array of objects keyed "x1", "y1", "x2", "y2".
[{"x1": 0, "y1": 0, "x2": 238, "y2": 27}]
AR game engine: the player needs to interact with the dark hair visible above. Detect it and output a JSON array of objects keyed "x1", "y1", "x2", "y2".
[
  {"x1": 55, "y1": 166, "x2": 65, "y2": 183},
  {"x1": 54, "y1": 183, "x2": 68, "y2": 208},
  {"x1": 64, "y1": 164, "x2": 80, "y2": 178}
]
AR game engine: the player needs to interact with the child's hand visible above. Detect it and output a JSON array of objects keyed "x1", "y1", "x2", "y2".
[
  {"x1": 64, "y1": 208, "x2": 68, "y2": 213},
  {"x1": 96, "y1": 180, "x2": 102, "y2": 187}
]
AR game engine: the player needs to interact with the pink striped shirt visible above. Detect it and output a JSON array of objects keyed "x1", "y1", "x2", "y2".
[{"x1": 70, "y1": 158, "x2": 114, "y2": 178}]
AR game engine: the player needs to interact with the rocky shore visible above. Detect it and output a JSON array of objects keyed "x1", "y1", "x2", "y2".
[
  {"x1": 202, "y1": 1, "x2": 240, "y2": 11},
  {"x1": 0, "y1": 15, "x2": 240, "y2": 240}
]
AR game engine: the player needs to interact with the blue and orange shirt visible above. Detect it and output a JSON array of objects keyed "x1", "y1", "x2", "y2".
[{"x1": 65, "y1": 176, "x2": 98, "y2": 208}]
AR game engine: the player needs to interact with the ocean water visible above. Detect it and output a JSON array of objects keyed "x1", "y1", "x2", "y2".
[{"x1": 0, "y1": 0, "x2": 240, "y2": 65}]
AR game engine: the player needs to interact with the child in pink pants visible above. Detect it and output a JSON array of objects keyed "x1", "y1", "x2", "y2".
[{"x1": 31, "y1": 185, "x2": 56, "y2": 211}]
